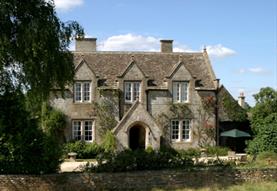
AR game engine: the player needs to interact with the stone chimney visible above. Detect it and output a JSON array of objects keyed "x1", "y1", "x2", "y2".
[
  {"x1": 238, "y1": 92, "x2": 246, "y2": 108},
  {"x1": 160, "y1": 40, "x2": 173, "y2": 53},
  {"x1": 75, "y1": 38, "x2": 97, "y2": 52}
]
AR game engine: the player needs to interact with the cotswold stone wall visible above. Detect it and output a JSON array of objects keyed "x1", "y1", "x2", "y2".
[{"x1": 0, "y1": 168, "x2": 276, "y2": 191}]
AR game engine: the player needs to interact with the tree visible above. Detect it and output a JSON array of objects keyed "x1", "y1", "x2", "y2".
[
  {"x1": 247, "y1": 87, "x2": 277, "y2": 154},
  {"x1": 0, "y1": 0, "x2": 84, "y2": 99},
  {"x1": 0, "y1": 0, "x2": 84, "y2": 173},
  {"x1": 250, "y1": 87, "x2": 277, "y2": 133}
]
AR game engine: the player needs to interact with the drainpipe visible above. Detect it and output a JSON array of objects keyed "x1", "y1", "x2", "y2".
[{"x1": 214, "y1": 79, "x2": 220, "y2": 146}]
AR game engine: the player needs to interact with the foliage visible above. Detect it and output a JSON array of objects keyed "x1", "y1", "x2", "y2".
[
  {"x1": 257, "y1": 151, "x2": 277, "y2": 162},
  {"x1": 63, "y1": 141, "x2": 104, "y2": 159},
  {"x1": 195, "y1": 96, "x2": 216, "y2": 147},
  {"x1": 92, "y1": 94, "x2": 118, "y2": 136},
  {"x1": 178, "y1": 148, "x2": 201, "y2": 159},
  {"x1": 205, "y1": 146, "x2": 229, "y2": 157},
  {"x1": 243, "y1": 151, "x2": 277, "y2": 169},
  {"x1": 0, "y1": 90, "x2": 62, "y2": 174},
  {"x1": 250, "y1": 87, "x2": 277, "y2": 133},
  {"x1": 247, "y1": 87, "x2": 277, "y2": 154},
  {"x1": 89, "y1": 149, "x2": 193, "y2": 172},
  {"x1": 0, "y1": 0, "x2": 84, "y2": 99},
  {"x1": 41, "y1": 102, "x2": 66, "y2": 142},
  {"x1": 247, "y1": 120, "x2": 277, "y2": 154},
  {"x1": 221, "y1": 94, "x2": 248, "y2": 122},
  {"x1": 101, "y1": 130, "x2": 117, "y2": 153},
  {"x1": 0, "y1": 0, "x2": 83, "y2": 174}
]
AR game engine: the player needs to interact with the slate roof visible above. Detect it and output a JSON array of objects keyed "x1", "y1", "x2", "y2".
[{"x1": 73, "y1": 51, "x2": 216, "y2": 89}]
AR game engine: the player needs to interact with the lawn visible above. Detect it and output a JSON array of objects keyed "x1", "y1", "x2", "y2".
[{"x1": 152, "y1": 181, "x2": 277, "y2": 191}]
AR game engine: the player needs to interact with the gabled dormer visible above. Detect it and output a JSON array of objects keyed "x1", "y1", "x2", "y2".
[
  {"x1": 118, "y1": 57, "x2": 149, "y2": 105},
  {"x1": 166, "y1": 60, "x2": 194, "y2": 103},
  {"x1": 73, "y1": 58, "x2": 98, "y2": 103}
]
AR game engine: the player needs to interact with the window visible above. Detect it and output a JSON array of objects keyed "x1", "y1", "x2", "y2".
[
  {"x1": 73, "y1": 121, "x2": 81, "y2": 140},
  {"x1": 124, "y1": 81, "x2": 141, "y2": 103},
  {"x1": 74, "y1": 81, "x2": 91, "y2": 102},
  {"x1": 72, "y1": 120, "x2": 94, "y2": 142},
  {"x1": 173, "y1": 81, "x2": 189, "y2": 103},
  {"x1": 171, "y1": 119, "x2": 191, "y2": 142}
]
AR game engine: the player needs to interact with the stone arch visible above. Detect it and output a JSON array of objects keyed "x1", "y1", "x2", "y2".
[{"x1": 128, "y1": 121, "x2": 149, "y2": 150}]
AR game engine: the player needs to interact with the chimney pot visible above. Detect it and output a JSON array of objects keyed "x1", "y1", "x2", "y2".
[
  {"x1": 238, "y1": 92, "x2": 246, "y2": 108},
  {"x1": 160, "y1": 40, "x2": 173, "y2": 53},
  {"x1": 75, "y1": 38, "x2": 97, "y2": 52}
]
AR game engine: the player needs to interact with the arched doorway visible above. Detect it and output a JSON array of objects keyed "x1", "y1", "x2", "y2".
[{"x1": 129, "y1": 125, "x2": 146, "y2": 150}]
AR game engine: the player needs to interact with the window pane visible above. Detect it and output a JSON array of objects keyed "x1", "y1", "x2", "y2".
[
  {"x1": 173, "y1": 82, "x2": 178, "y2": 102},
  {"x1": 133, "y1": 82, "x2": 140, "y2": 101},
  {"x1": 182, "y1": 120, "x2": 190, "y2": 140},
  {"x1": 74, "y1": 83, "x2": 82, "y2": 102},
  {"x1": 181, "y1": 82, "x2": 188, "y2": 102},
  {"x1": 124, "y1": 82, "x2": 132, "y2": 101},
  {"x1": 83, "y1": 82, "x2": 91, "y2": 101},
  {"x1": 73, "y1": 121, "x2": 81, "y2": 140},
  {"x1": 171, "y1": 120, "x2": 179, "y2": 140},
  {"x1": 84, "y1": 121, "x2": 93, "y2": 141}
]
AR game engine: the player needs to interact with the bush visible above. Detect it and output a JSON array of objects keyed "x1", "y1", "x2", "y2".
[
  {"x1": 205, "y1": 146, "x2": 229, "y2": 157},
  {"x1": 0, "y1": 90, "x2": 62, "y2": 174},
  {"x1": 89, "y1": 149, "x2": 193, "y2": 172},
  {"x1": 178, "y1": 148, "x2": 201, "y2": 159},
  {"x1": 63, "y1": 141, "x2": 104, "y2": 159},
  {"x1": 247, "y1": 121, "x2": 277, "y2": 154},
  {"x1": 101, "y1": 130, "x2": 117, "y2": 153},
  {"x1": 257, "y1": 151, "x2": 277, "y2": 162}
]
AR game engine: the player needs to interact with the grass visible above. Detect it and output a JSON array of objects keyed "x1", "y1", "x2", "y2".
[{"x1": 152, "y1": 181, "x2": 277, "y2": 191}]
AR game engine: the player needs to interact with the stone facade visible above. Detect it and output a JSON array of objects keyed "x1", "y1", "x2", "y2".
[{"x1": 50, "y1": 38, "x2": 222, "y2": 150}]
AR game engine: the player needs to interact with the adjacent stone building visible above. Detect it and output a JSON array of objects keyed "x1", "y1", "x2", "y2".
[{"x1": 51, "y1": 38, "x2": 227, "y2": 150}]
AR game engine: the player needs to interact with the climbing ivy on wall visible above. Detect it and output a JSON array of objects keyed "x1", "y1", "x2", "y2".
[
  {"x1": 222, "y1": 95, "x2": 248, "y2": 122},
  {"x1": 92, "y1": 89, "x2": 119, "y2": 137},
  {"x1": 194, "y1": 96, "x2": 216, "y2": 147}
]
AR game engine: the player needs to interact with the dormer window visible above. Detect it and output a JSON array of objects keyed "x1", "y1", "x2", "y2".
[
  {"x1": 173, "y1": 81, "x2": 189, "y2": 103},
  {"x1": 124, "y1": 81, "x2": 141, "y2": 103},
  {"x1": 74, "y1": 81, "x2": 91, "y2": 102}
]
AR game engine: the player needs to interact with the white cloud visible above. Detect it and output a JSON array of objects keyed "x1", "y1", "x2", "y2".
[
  {"x1": 206, "y1": 44, "x2": 236, "y2": 58},
  {"x1": 54, "y1": 0, "x2": 84, "y2": 11},
  {"x1": 248, "y1": 67, "x2": 266, "y2": 73},
  {"x1": 98, "y1": 34, "x2": 195, "y2": 52},
  {"x1": 98, "y1": 34, "x2": 159, "y2": 51},
  {"x1": 238, "y1": 67, "x2": 269, "y2": 74}
]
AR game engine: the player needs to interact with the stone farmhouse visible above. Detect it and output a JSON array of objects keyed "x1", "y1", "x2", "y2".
[{"x1": 51, "y1": 38, "x2": 246, "y2": 150}]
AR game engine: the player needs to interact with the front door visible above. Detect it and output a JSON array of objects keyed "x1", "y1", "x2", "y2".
[{"x1": 129, "y1": 125, "x2": 146, "y2": 150}]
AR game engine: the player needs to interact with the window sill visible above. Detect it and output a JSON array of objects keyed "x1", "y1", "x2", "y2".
[
  {"x1": 73, "y1": 101, "x2": 92, "y2": 104},
  {"x1": 172, "y1": 101, "x2": 190, "y2": 104},
  {"x1": 171, "y1": 140, "x2": 192, "y2": 144}
]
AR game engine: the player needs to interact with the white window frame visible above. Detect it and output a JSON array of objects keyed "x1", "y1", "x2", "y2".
[
  {"x1": 74, "y1": 81, "x2": 91, "y2": 103},
  {"x1": 171, "y1": 119, "x2": 192, "y2": 142},
  {"x1": 124, "y1": 81, "x2": 141, "y2": 103},
  {"x1": 173, "y1": 81, "x2": 189, "y2": 103},
  {"x1": 72, "y1": 120, "x2": 94, "y2": 142}
]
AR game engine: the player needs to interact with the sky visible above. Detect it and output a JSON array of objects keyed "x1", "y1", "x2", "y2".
[{"x1": 54, "y1": 0, "x2": 277, "y2": 106}]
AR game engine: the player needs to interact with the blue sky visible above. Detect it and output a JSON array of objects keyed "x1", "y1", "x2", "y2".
[{"x1": 54, "y1": 0, "x2": 277, "y2": 106}]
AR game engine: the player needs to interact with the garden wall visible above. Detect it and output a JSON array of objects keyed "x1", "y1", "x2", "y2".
[{"x1": 0, "y1": 168, "x2": 276, "y2": 191}]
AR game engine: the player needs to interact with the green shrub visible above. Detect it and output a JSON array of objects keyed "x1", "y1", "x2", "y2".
[
  {"x1": 257, "y1": 151, "x2": 277, "y2": 161},
  {"x1": 89, "y1": 149, "x2": 193, "y2": 172},
  {"x1": 0, "y1": 90, "x2": 62, "y2": 174},
  {"x1": 63, "y1": 141, "x2": 104, "y2": 159},
  {"x1": 178, "y1": 148, "x2": 201, "y2": 159},
  {"x1": 247, "y1": 122, "x2": 277, "y2": 154},
  {"x1": 101, "y1": 130, "x2": 117, "y2": 153},
  {"x1": 205, "y1": 146, "x2": 229, "y2": 157}
]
